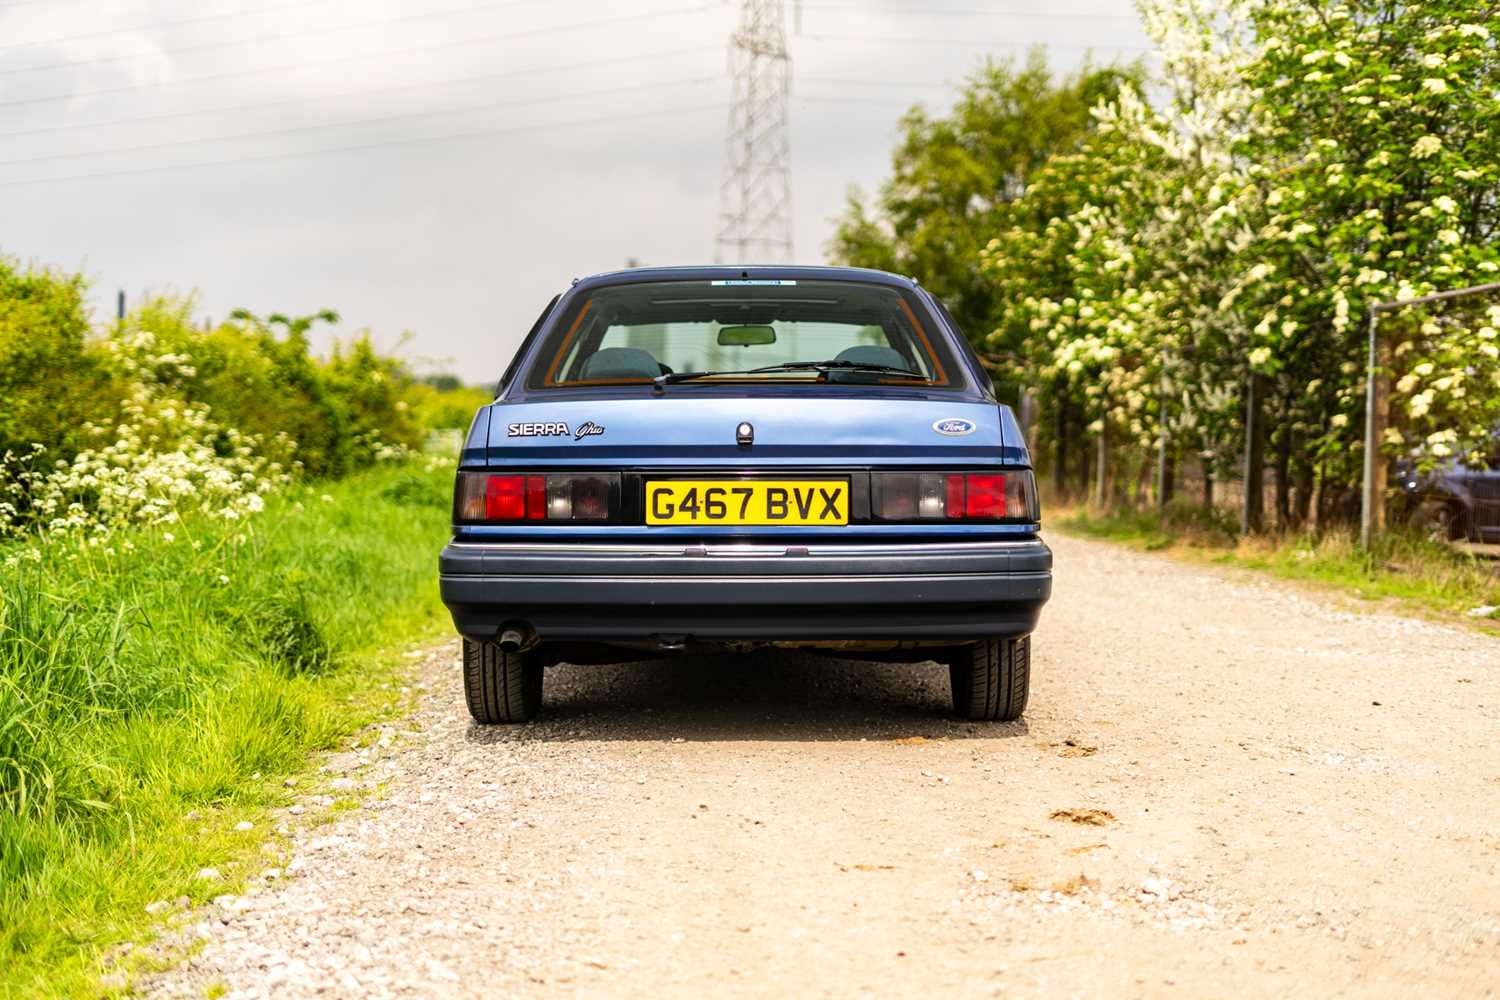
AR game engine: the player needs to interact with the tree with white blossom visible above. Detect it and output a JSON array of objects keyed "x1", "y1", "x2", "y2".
[{"x1": 975, "y1": 0, "x2": 1500, "y2": 529}]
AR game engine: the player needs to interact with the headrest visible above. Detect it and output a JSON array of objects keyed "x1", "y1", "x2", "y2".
[
  {"x1": 834, "y1": 345, "x2": 909, "y2": 370},
  {"x1": 579, "y1": 346, "x2": 661, "y2": 380}
]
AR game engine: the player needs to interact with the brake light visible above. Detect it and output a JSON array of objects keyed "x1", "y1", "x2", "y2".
[
  {"x1": 872, "y1": 470, "x2": 1037, "y2": 522},
  {"x1": 457, "y1": 472, "x2": 620, "y2": 522},
  {"x1": 484, "y1": 475, "x2": 530, "y2": 520},
  {"x1": 965, "y1": 474, "x2": 1005, "y2": 518}
]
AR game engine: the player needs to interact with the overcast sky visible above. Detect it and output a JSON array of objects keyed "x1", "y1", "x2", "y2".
[{"x1": 1, "y1": 0, "x2": 1150, "y2": 381}]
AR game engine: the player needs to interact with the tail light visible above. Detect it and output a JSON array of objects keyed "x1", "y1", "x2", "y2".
[
  {"x1": 457, "y1": 473, "x2": 620, "y2": 522},
  {"x1": 872, "y1": 470, "x2": 1037, "y2": 522}
]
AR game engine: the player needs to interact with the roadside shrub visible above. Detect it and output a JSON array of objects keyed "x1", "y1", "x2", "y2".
[
  {"x1": 0, "y1": 273, "x2": 480, "y2": 540},
  {"x1": 0, "y1": 324, "x2": 291, "y2": 542},
  {"x1": 407, "y1": 377, "x2": 491, "y2": 436},
  {"x1": 0, "y1": 256, "x2": 121, "y2": 463},
  {"x1": 381, "y1": 471, "x2": 451, "y2": 508}
]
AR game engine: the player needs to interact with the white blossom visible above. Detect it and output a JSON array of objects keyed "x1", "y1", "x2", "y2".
[{"x1": 1410, "y1": 135, "x2": 1443, "y2": 159}]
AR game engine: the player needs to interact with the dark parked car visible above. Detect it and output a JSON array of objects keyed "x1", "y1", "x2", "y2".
[
  {"x1": 1399, "y1": 447, "x2": 1500, "y2": 543},
  {"x1": 438, "y1": 266, "x2": 1051, "y2": 724}
]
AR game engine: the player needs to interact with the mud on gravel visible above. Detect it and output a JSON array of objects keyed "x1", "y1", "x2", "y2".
[{"x1": 144, "y1": 535, "x2": 1500, "y2": 998}]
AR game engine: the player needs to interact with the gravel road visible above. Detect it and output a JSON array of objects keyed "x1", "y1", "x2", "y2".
[{"x1": 145, "y1": 534, "x2": 1500, "y2": 998}]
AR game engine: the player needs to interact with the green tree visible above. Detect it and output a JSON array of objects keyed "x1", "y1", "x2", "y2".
[
  {"x1": 0, "y1": 257, "x2": 115, "y2": 460},
  {"x1": 828, "y1": 52, "x2": 1141, "y2": 358}
]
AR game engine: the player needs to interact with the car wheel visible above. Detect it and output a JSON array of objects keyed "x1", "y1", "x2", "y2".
[
  {"x1": 1414, "y1": 499, "x2": 1464, "y2": 543},
  {"x1": 463, "y1": 637, "x2": 543, "y2": 724},
  {"x1": 949, "y1": 636, "x2": 1029, "y2": 722}
]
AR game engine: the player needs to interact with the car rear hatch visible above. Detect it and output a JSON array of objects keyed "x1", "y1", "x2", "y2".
[{"x1": 455, "y1": 394, "x2": 1037, "y2": 541}]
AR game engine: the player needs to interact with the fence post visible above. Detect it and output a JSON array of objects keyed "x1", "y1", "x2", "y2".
[
  {"x1": 1241, "y1": 372, "x2": 1266, "y2": 534},
  {"x1": 1155, "y1": 371, "x2": 1172, "y2": 510},
  {"x1": 1155, "y1": 431, "x2": 1169, "y2": 510},
  {"x1": 1093, "y1": 418, "x2": 1108, "y2": 509},
  {"x1": 1053, "y1": 403, "x2": 1068, "y2": 501},
  {"x1": 1360, "y1": 308, "x2": 1385, "y2": 548}
]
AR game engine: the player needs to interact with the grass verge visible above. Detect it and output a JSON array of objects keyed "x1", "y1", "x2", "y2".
[
  {"x1": 0, "y1": 461, "x2": 454, "y2": 998},
  {"x1": 1058, "y1": 504, "x2": 1500, "y2": 629}
]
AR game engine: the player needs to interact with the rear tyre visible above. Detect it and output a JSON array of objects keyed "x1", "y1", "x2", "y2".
[
  {"x1": 1414, "y1": 499, "x2": 1465, "y2": 543},
  {"x1": 949, "y1": 636, "x2": 1029, "y2": 722},
  {"x1": 463, "y1": 637, "x2": 543, "y2": 724}
]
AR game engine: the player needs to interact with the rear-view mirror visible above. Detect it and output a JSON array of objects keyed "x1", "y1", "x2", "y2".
[{"x1": 717, "y1": 324, "x2": 777, "y2": 347}]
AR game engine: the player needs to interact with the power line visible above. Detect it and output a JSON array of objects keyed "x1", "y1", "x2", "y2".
[
  {"x1": 795, "y1": 3, "x2": 1141, "y2": 20},
  {"x1": 0, "y1": 75, "x2": 719, "y2": 167},
  {"x1": 0, "y1": 4, "x2": 718, "y2": 109},
  {"x1": 798, "y1": 75, "x2": 953, "y2": 89},
  {"x1": 0, "y1": 0, "x2": 703, "y2": 78},
  {"x1": 0, "y1": 101, "x2": 723, "y2": 189},
  {"x1": 0, "y1": 45, "x2": 716, "y2": 139},
  {"x1": 799, "y1": 32, "x2": 1153, "y2": 52},
  {"x1": 0, "y1": 0, "x2": 337, "y2": 53},
  {"x1": 794, "y1": 94, "x2": 927, "y2": 106}
]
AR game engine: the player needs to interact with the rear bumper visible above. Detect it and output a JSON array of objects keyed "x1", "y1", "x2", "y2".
[{"x1": 438, "y1": 538, "x2": 1052, "y2": 642}]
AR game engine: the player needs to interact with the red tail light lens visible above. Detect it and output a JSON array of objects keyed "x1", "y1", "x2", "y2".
[
  {"x1": 873, "y1": 470, "x2": 1037, "y2": 522},
  {"x1": 484, "y1": 475, "x2": 529, "y2": 520},
  {"x1": 965, "y1": 474, "x2": 1005, "y2": 518},
  {"x1": 456, "y1": 473, "x2": 619, "y2": 522}
]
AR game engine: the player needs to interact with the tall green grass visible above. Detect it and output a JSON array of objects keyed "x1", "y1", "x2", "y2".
[
  {"x1": 1059, "y1": 504, "x2": 1500, "y2": 625},
  {"x1": 0, "y1": 462, "x2": 454, "y2": 997}
]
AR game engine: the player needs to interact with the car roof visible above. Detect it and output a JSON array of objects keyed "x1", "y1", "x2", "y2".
[{"x1": 570, "y1": 265, "x2": 920, "y2": 293}]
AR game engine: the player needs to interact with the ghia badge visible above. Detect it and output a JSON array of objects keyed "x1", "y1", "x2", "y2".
[
  {"x1": 507, "y1": 421, "x2": 606, "y2": 441},
  {"x1": 932, "y1": 417, "x2": 977, "y2": 436}
]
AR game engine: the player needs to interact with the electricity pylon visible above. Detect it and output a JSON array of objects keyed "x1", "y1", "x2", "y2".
[{"x1": 715, "y1": 0, "x2": 794, "y2": 264}]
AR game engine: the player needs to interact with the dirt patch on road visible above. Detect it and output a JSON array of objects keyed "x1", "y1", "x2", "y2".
[{"x1": 1049, "y1": 808, "x2": 1115, "y2": 826}]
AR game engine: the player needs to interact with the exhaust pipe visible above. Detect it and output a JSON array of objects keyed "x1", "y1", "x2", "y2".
[{"x1": 497, "y1": 623, "x2": 534, "y2": 654}]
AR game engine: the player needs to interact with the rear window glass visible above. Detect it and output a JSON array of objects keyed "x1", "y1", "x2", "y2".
[{"x1": 528, "y1": 280, "x2": 955, "y2": 388}]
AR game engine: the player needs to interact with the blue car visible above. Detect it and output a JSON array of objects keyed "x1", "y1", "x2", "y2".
[
  {"x1": 1397, "y1": 447, "x2": 1500, "y2": 544},
  {"x1": 439, "y1": 266, "x2": 1052, "y2": 723}
]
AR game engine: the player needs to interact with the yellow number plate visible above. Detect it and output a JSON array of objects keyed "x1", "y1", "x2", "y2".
[{"x1": 646, "y1": 480, "x2": 849, "y2": 526}]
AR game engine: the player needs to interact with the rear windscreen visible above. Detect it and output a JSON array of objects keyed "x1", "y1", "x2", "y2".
[{"x1": 527, "y1": 279, "x2": 955, "y2": 388}]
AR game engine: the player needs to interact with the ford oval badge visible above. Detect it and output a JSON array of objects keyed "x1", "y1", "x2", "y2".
[{"x1": 932, "y1": 417, "x2": 977, "y2": 436}]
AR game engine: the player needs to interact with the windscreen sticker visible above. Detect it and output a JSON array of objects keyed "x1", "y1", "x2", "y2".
[{"x1": 710, "y1": 279, "x2": 797, "y2": 286}]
